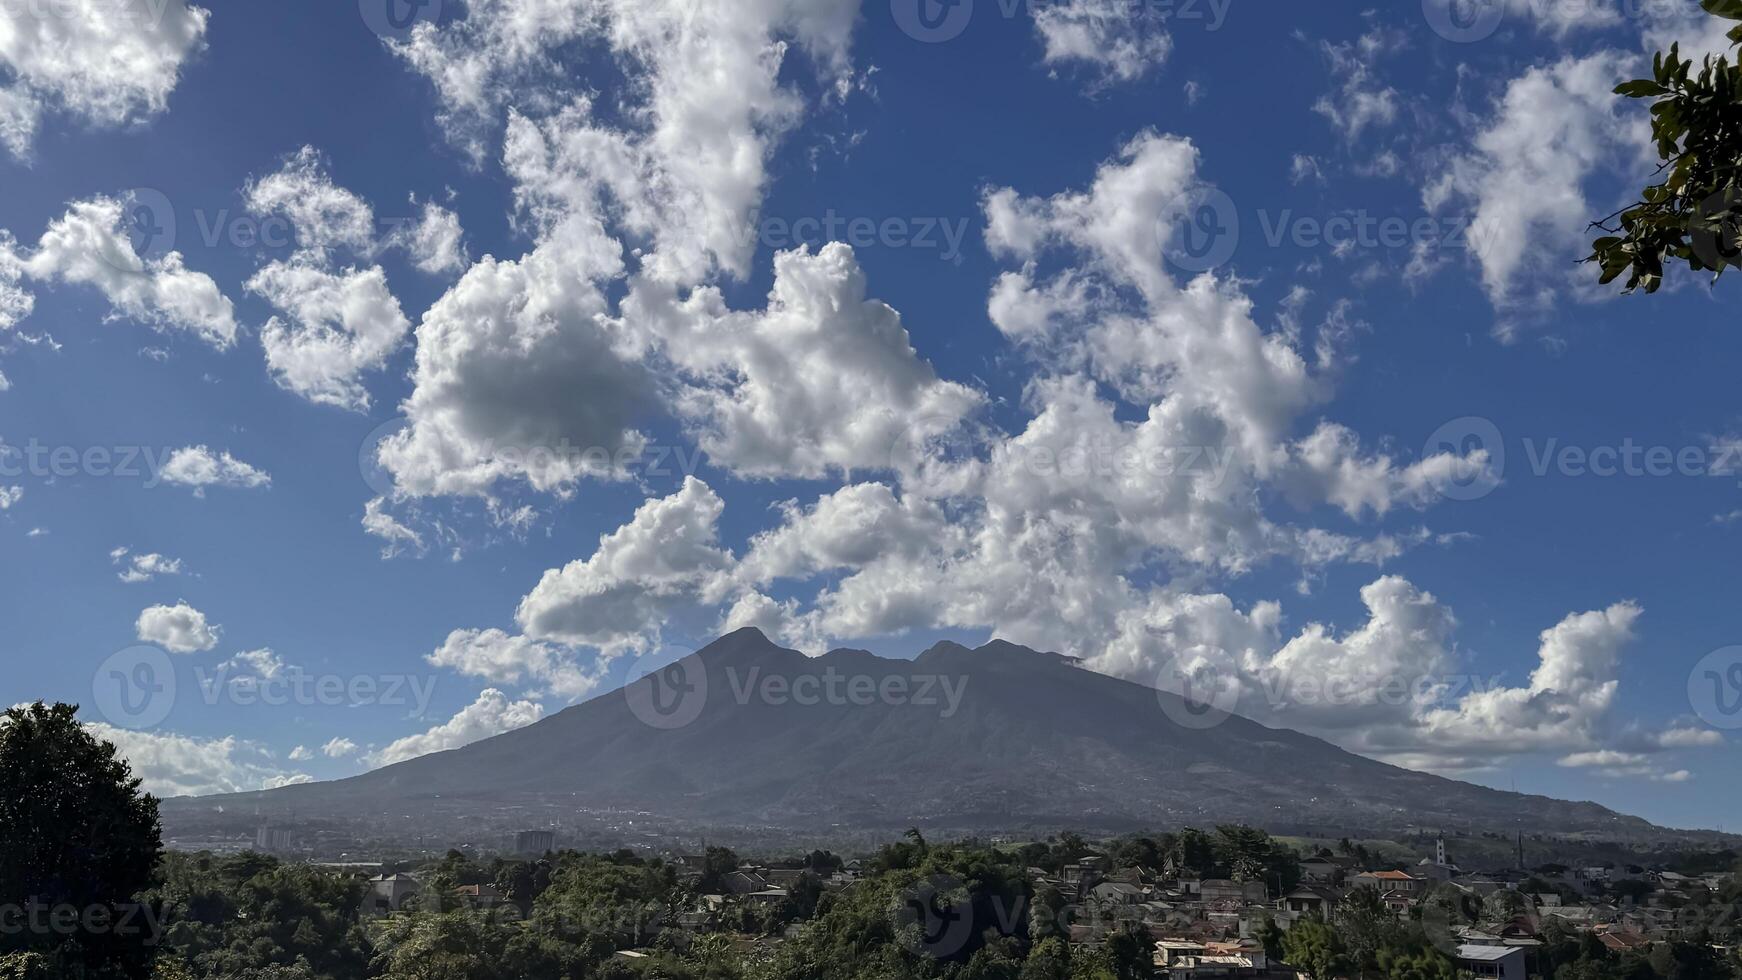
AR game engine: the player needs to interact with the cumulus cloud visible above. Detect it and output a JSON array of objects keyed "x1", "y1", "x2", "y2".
[
  {"x1": 375, "y1": 217, "x2": 653, "y2": 498},
  {"x1": 321, "y1": 737, "x2": 358, "y2": 758},
  {"x1": 0, "y1": 485, "x2": 20, "y2": 510},
  {"x1": 88, "y1": 722, "x2": 301, "y2": 797},
  {"x1": 1032, "y1": 0, "x2": 1171, "y2": 88},
  {"x1": 628, "y1": 243, "x2": 983, "y2": 479},
  {"x1": 427, "y1": 628, "x2": 601, "y2": 701},
  {"x1": 408, "y1": 200, "x2": 467, "y2": 275},
  {"x1": 517, "y1": 477, "x2": 733, "y2": 653},
  {"x1": 394, "y1": 0, "x2": 857, "y2": 281},
  {"x1": 244, "y1": 146, "x2": 379, "y2": 256},
  {"x1": 248, "y1": 262, "x2": 411, "y2": 411},
  {"x1": 220, "y1": 648, "x2": 287, "y2": 690},
  {"x1": 1424, "y1": 52, "x2": 1648, "y2": 321},
  {"x1": 18, "y1": 197, "x2": 237, "y2": 347},
  {"x1": 136, "y1": 601, "x2": 219, "y2": 653},
  {"x1": 1078, "y1": 577, "x2": 1672, "y2": 771},
  {"x1": 158, "y1": 446, "x2": 271, "y2": 493},
  {"x1": 112, "y1": 547, "x2": 184, "y2": 583},
  {"x1": 0, "y1": 0, "x2": 211, "y2": 159},
  {"x1": 287, "y1": 745, "x2": 313, "y2": 761},
  {"x1": 372, "y1": 688, "x2": 544, "y2": 766}
]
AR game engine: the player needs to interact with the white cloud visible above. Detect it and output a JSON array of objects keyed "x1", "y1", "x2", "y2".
[
  {"x1": 321, "y1": 737, "x2": 359, "y2": 758},
  {"x1": 260, "y1": 773, "x2": 314, "y2": 789},
  {"x1": 1032, "y1": 0, "x2": 1171, "y2": 87},
  {"x1": 158, "y1": 446, "x2": 271, "y2": 493},
  {"x1": 248, "y1": 262, "x2": 411, "y2": 411},
  {"x1": 1083, "y1": 577, "x2": 1654, "y2": 770},
  {"x1": 88, "y1": 722, "x2": 301, "y2": 797},
  {"x1": 394, "y1": 0, "x2": 857, "y2": 283},
  {"x1": 0, "y1": 231, "x2": 32, "y2": 330},
  {"x1": 0, "y1": 485, "x2": 20, "y2": 509},
  {"x1": 1424, "y1": 52, "x2": 1647, "y2": 319},
  {"x1": 375, "y1": 217, "x2": 652, "y2": 498},
  {"x1": 244, "y1": 146, "x2": 379, "y2": 256},
  {"x1": 408, "y1": 200, "x2": 467, "y2": 275},
  {"x1": 516, "y1": 477, "x2": 733, "y2": 653},
  {"x1": 136, "y1": 601, "x2": 219, "y2": 653},
  {"x1": 287, "y1": 745, "x2": 313, "y2": 761},
  {"x1": 0, "y1": 0, "x2": 210, "y2": 159},
  {"x1": 19, "y1": 197, "x2": 237, "y2": 347},
  {"x1": 371, "y1": 688, "x2": 544, "y2": 766},
  {"x1": 1312, "y1": 31, "x2": 1401, "y2": 141},
  {"x1": 628, "y1": 243, "x2": 983, "y2": 479},
  {"x1": 222, "y1": 647, "x2": 285, "y2": 681},
  {"x1": 112, "y1": 548, "x2": 184, "y2": 583},
  {"x1": 362, "y1": 496, "x2": 424, "y2": 557},
  {"x1": 427, "y1": 628, "x2": 600, "y2": 701}
]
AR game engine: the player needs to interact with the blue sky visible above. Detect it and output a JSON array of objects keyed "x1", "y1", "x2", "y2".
[{"x1": 2, "y1": 0, "x2": 1741, "y2": 830}]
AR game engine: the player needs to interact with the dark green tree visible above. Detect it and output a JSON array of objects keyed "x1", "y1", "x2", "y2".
[
  {"x1": 0, "y1": 703, "x2": 163, "y2": 979},
  {"x1": 1281, "y1": 917, "x2": 1350, "y2": 980},
  {"x1": 1589, "y1": 0, "x2": 1742, "y2": 291}
]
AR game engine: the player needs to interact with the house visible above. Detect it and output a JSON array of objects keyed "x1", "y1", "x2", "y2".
[
  {"x1": 1280, "y1": 885, "x2": 1337, "y2": 916},
  {"x1": 723, "y1": 870, "x2": 772, "y2": 895},
  {"x1": 1199, "y1": 879, "x2": 1266, "y2": 904},
  {"x1": 746, "y1": 887, "x2": 790, "y2": 906},
  {"x1": 1154, "y1": 939, "x2": 1267, "y2": 978},
  {"x1": 1351, "y1": 870, "x2": 1422, "y2": 897},
  {"x1": 1597, "y1": 930, "x2": 1651, "y2": 953},
  {"x1": 765, "y1": 868, "x2": 813, "y2": 889},
  {"x1": 1090, "y1": 882, "x2": 1146, "y2": 905},
  {"x1": 1298, "y1": 857, "x2": 1339, "y2": 882},
  {"x1": 366, "y1": 873, "x2": 421, "y2": 914},
  {"x1": 1456, "y1": 944, "x2": 1527, "y2": 980},
  {"x1": 454, "y1": 884, "x2": 508, "y2": 910}
]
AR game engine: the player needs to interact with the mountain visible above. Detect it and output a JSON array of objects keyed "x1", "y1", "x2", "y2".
[{"x1": 162, "y1": 628, "x2": 1660, "y2": 839}]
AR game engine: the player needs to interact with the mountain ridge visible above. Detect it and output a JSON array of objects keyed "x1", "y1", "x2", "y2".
[{"x1": 162, "y1": 628, "x2": 1689, "y2": 842}]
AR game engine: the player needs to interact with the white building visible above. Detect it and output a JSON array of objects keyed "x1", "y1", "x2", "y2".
[{"x1": 1457, "y1": 944, "x2": 1526, "y2": 980}]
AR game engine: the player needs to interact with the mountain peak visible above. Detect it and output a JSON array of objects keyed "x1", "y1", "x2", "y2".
[{"x1": 693, "y1": 627, "x2": 789, "y2": 664}]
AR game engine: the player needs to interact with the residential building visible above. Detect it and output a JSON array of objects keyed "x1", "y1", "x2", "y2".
[{"x1": 1456, "y1": 944, "x2": 1526, "y2": 979}]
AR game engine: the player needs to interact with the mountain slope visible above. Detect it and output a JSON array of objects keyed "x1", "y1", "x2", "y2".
[{"x1": 164, "y1": 628, "x2": 1654, "y2": 837}]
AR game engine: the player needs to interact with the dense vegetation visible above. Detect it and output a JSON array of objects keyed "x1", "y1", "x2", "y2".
[{"x1": 3, "y1": 703, "x2": 1741, "y2": 980}]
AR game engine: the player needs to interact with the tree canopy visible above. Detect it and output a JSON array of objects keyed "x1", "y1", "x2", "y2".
[{"x1": 1589, "y1": 0, "x2": 1742, "y2": 291}]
